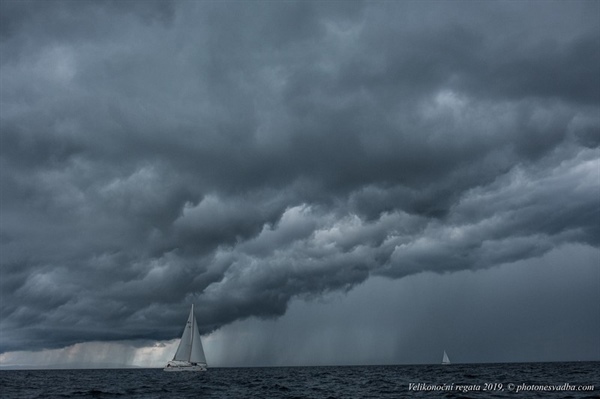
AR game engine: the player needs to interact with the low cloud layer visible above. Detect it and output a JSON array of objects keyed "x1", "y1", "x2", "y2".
[{"x1": 1, "y1": 0, "x2": 598, "y2": 355}]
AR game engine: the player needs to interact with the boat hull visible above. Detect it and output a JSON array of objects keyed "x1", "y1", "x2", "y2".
[
  {"x1": 163, "y1": 360, "x2": 207, "y2": 372},
  {"x1": 163, "y1": 365, "x2": 207, "y2": 372}
]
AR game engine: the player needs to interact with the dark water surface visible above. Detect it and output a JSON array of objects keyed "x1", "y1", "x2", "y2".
[{"x1": 1, "y1": 362, "x2": 598, "y2": 398}]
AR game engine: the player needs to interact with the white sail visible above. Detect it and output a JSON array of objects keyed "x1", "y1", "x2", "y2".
[
  {"x1": 442, "y1": 350, "x2": 451, "y2": 365},
  {"x1": 164, "y1": 304, "x2": 207, "y2": 371},
  {"x1": 172, "y1": 305, "x2": 195, "y2": 361},
  {"x1": 189, "y1": 310, "x2": 206, "y2": 365}
]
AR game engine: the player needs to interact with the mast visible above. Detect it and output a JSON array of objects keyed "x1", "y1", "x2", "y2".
[{"x1": 188, "y1": 304, "x2": 195, "y2": 361}]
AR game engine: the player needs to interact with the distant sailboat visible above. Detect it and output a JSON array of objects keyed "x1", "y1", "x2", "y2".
[
  {"x1": 164, "y1": 305, "x2": 207, "y2": 372},
  {"x1": 442, "y1": 350, "x2": 451, "y2": 365}
]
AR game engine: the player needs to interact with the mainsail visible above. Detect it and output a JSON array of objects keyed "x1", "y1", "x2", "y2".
[{"x1": 172, "y1": 304, "x2": 206, "y2": 365}]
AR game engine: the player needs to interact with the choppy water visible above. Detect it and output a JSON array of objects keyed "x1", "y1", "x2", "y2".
[{"x1": 1, "y1": 362, "x2": 598, "y2": 398}]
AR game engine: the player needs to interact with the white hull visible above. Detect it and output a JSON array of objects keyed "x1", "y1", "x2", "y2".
[{"x1": 163, "y1": 364, "x2": 207, "y2": 372}]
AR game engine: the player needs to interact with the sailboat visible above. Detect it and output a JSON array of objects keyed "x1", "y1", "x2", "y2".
[
  {"x1": 442, "y1": 350, "x2": 451, "y2": 365},
  {"x1": 163, "y1": 304, "x2": 207, "y2": 372}
]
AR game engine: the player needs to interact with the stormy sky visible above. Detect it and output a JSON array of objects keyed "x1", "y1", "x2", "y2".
[{"x1": 1, "y1": 0, "x2": 599, "y2": 367}]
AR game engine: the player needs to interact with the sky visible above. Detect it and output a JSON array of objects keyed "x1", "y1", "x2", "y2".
[{"x1": 0, "y1": 0, "x2": 599, "y2": 368}]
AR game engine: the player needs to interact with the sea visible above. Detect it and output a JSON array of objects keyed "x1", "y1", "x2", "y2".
[{"x1": 1, "y1": 362, "x2": 598, "y2": 399}]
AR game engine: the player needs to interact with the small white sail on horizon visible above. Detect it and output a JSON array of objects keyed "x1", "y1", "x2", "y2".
[
  {"x1": 164, "y1": 304, "x2": 207, "y2": 372},
  {"x1": 442, "y1": 350, "x2": 451, "y2": 365}
]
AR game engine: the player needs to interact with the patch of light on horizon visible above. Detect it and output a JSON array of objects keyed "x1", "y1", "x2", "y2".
[
  {"x1": 130, "y1": 340, "x2": 179, "y2": 368},
  {"x1": 0, "y1": 339, "x2": 182, "y2": 369}
]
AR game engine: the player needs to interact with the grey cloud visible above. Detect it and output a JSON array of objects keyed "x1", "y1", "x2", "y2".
[{"x1": 1, "y1": 0, "x2": 598, "y2": 354}]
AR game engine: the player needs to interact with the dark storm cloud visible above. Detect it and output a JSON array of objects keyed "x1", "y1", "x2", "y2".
[{"x1": 1, "y1": 0, "x2": 598, "y2": 353}]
